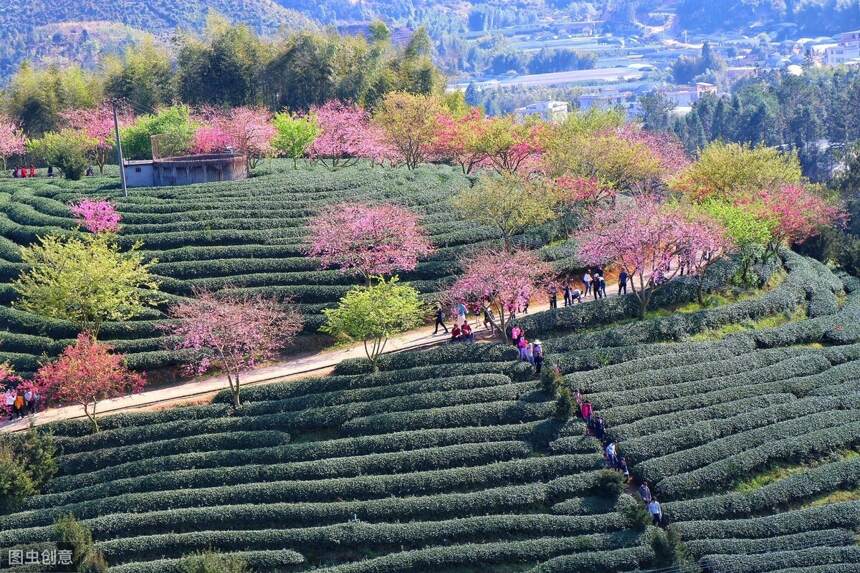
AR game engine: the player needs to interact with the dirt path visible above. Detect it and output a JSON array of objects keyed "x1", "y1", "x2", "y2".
[{"x1": 2, "y1": 278, "x2": 624, "y2": 432}]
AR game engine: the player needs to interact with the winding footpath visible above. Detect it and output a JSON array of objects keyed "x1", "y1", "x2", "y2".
[{"x1": 1, "y1": 282, "x2": 623, "y2": 432}]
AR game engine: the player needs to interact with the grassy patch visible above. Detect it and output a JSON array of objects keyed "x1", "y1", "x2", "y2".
[
  {"x1": 735, "y1": 449, "x2": 859, "y2": 493},
  {"x1": 803, "y1": 487, "x2": 860, "y2": 507},
  {"x1": 690, "y1": 305, "x2": 808, "y2": 342}
]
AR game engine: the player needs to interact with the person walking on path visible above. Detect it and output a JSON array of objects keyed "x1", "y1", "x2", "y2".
[
  {"x1": 4, "y1": 390, "x2": 14, "y2": 420},
  {"x1": 605, "y1": 440, "x2": 617, "y2": 467},
  {"x1": 563, "y1": 284, "x2": 572, "y2": 307},
  {"x1": 599, "y1": 274, "x2": 607, "y2": 298},
  {"x1": 433, "y1": 306, "x2": 448, "y2": 335},
  {"x1": 638, "y1": 482, "x2": 652, "y2": 503},
  {"x1": 648, "y1": 499, "x2": 663, "y2": 526},
  {"x1": 455, "y1": 302, "x2": 467, "y2": 325},
  {"x1": 13, "y1": 393, "x2": 25, "y2": 419},
  {"x1": 517, "y1": 336, "x2": 529, "y2": 361},
  {"x1": 482, "y1": 307, "x2": 496, "y2": 333},
  {"x1": 533, "y1": 340, "x2": 544, "y2": 374},
  {"x1": 618, "y1": 270, "x2": 628, "y2": 295},
  {"x1": 548, "y1": 287, "x2": 558, "y2": 310},
  {"x1": 583, "y1": 271, "x2": 592, "y2": 296},
  {"x1": 511, "y1": 325, "x2": 523, "y2": 347},
  {"x1": 580, "y1": 400, "x2": 593, "y2": 423}
]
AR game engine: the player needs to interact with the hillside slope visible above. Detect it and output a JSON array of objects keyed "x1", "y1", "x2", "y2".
[
  {"x1": 0, "y1": 0, "x2": 315, "y2": 78},
  {"x1": 0, "y1": 252, "x2": 858, "y2": 572},
  {"x1": 0, "y1": 161, "x2": 575, "y2": 376}
]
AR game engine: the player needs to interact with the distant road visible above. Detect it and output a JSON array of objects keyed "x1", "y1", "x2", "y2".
[{"x1": 450, "y1": 67, "x2": 646, "y2": 90}]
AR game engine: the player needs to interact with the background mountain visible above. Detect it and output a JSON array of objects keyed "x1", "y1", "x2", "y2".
[{"x1": 0, "y1": 0, "x2": 316, "y2": 78}]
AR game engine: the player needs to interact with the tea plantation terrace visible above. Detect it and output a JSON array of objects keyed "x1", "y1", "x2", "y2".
[
  {"x1": 0, "y1": 162, "x2": 575, "y2": 375},
  {"x1": 0, "y1": 251, "x2": 858, "y2": 571}
]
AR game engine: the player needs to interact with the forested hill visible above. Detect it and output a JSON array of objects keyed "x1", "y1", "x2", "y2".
[
  {"x1": 0, "y1": 0, "x2": 315, "y2": 80},
  {"x1": 1, "y1": 0, "x2": 314, "y2": 36},
  {"x1": 677, "y1": 0, "x2": 860, "y2": 36}
]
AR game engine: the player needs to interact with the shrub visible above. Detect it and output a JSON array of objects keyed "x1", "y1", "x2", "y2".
[
  {"x1": 54, "y1": 514, "x2": 108, "y2": 573},
  {"x1": 177, "y1": 550, "x2": 250, "y2": 573}
]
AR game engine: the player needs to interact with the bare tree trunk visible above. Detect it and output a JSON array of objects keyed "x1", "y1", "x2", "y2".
[{"x1": 83, "y1": 401, "x2": 99, "y2": 433}]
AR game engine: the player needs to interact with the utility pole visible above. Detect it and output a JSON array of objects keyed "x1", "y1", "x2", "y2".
[{"x1": 112, "y1": 100, "x2": 128, "y2": 198}]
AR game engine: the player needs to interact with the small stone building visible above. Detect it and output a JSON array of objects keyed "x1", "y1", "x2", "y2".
[{"x1": 123, "y1": 153, "x2": 248, "y2": 188}]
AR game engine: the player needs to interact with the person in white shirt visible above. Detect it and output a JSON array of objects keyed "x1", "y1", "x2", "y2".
[
  {"x1": 582, "y1": 271, "x2": 592, "y2": 296},
  {"x1": 648, "y1": 499, "x2": 663, "y2": 526}
]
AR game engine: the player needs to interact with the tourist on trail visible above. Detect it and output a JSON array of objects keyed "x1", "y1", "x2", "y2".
[
  {"x1": 599, "y1": 274, "x2": 607, "y2": 298},
  {"x1": 648, "y1": 498, "x2": 663, "y2": 526},
  {"x1": 23, "y1": 388, "x2": 32, "y2": 415},
  {"x1": 549, "y1": 287, "x2": 558, "y2": 310},
  {"x1": 455, "y1": 302, "x2": 467, "y2": 325},
  {"x1": 580, "y1": 399, "x2": 593, "y2": 423},
  {"x1": 563, "y1": 284, "x2": 572, "y2": 307},
  {"x1": 583, "y1": 270, "x2": 592, "y2": 296},
  {"x1": 605, "y1": 440, "x2": 617, "y2": 467},
  {"x1": 517, "y1": 336, "x2": 529, "y2": 361},
  {"x1": 525, "y1": 341, "x2": 535, "y2": 364},
  {"x1": 27, "y1": 389, "x2": 37, "y2": 414},
  {"x1": 574, "y1": 389, "x2": 583, "y2": 407},
  {"x1": 461, "y1": 322, "x2": 474, "y2": 343},
  {"x1": 618, "y1": 456, "x2": 630, "y2": 481},
  {"x1": 450, "y1": 323, "x2": 462, "y2": 343},
  {"x1": 592, "y1": 273, "x2": 602, "y2": 299},
  {"x1": 593, "y1": 415, "x2": 606, "y2": 440},
  {"x1": 618, "y1": 270, "x2": 628, "y2": 295},
  {"x1": 483, "y1": 307, "x2": 495, "y2": 333},
  {"x1": 85, "y1": 166, "x2": 94, "y2": 177},
  {"x1": 47, "y1": 166, "x2": 53, "y2": 177},
  {"x1": 4, "y1": 390, "x2": 14, "y2": 419},
  {"x1": 433, "y1": 306, "x2": 448, "y2": 335},
  {"x1": 533, "y1": 340, "x2": 544, "y2": 374},
  {"x1": 639, "y1": 482, "x2": 653, "y2": 503},
  {"x1": 571, "y1": 287, "x2": 582, "y2": 304},
  {"x1": 13, "y1": 392, "x2": 25, "y2": 419},
  {"x1": 511, "y1": 325, "x2": 523, "y2": 347},
  {"x1": 29, "y1": 165, "x2": 36, "y2": 177}
]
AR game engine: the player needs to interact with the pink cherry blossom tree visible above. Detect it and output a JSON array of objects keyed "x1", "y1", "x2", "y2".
[
  {"x1": 35, "y1": 333, "x2": 145, "y2": 432},
  {"x1": 677, "y1": 210, "x2": 733, "y2": 304},
  {"x1": 69, "y1": 199, "x2": 122, "y2": 234},
  {"x1": 448, "y1": 249, "x2": 553, "y2": 341},
  {"x1": 753, "y1": 184, "x2": 846, "y2": 254},
  {"x1": 61, "y1": 103, "x2": 133, "y2": 174},
  {"x1": 165, "y1": 290, "x2": 303, "y2": 409},
  {"x1": 0, "y1": 115, "x2": 26, "y2": 172},
  {"x1": 308, "y1": 101, "x2": 384, "y2": 170},
  {"x1": 433, "y1": 109, "x2": 489, "y2": 174},
  {"x1": 307, "y1": 202, "x2": 434, "y2": 283},
  {"x1": 577, "y1": 196, "x2": 727, "y2": 318},
  {"x1": 220, "y1": 106, "x2": 276, "y2": 169},
  {"x1": 191, "y1": 124, "x2": 233, "y2": 155}
]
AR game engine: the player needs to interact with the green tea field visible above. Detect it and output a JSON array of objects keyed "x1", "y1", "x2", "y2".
[
  {"x1": 0, "y1": 250, "x2": 857, "y2": 572},
  {"x1": 0, "y1": 162, "x2": 574, "y2": 375}
]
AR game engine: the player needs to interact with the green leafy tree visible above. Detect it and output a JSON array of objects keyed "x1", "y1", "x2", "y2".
[
  {"x1": 13, "y1": 234, "x2": 158, "y2": 337},
  {"x1": 321, "y1": 276, "x2": 425, "y2": 371},
  {"x1": 0, "y1": 444, "x2": 35, "y2": 512},
  {"x1": 54, "y1": 514, "x2": 108, "y2": 573},
  {"x1": 672, "y1": 141, "x2": 803, "y2": 200},
  {"x1": 103, "y1": 39, "x2": 174, "y2": 111},
  {"x1": 121, "y1": 105, "x2": 197, "y2": 160},
  {"x1": 28, "y1": 130, "x2": 97, "y2": 180},
  {"x1": 453, "y1": 174, "x2": 557, "y2": 251},
  {"x1": 272, "y1": 112, "x2": 319, "y2": 168}
]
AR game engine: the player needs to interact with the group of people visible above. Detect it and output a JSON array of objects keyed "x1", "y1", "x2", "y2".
[
  {"x1": 510, "y1": 325, "x2": 544, "y2": 373},
  {"x1": 549, "y1": 269, "x2": 630, "y2": 309},
  {"x1": 575, "y1": 389, "x2": 663, "y2": 527},
  {"x1": 3, "y1": 388, "x2": 38, "y2": 420},
  {"x1": 435, "y1": 302, "x2": 500, "y2": 340},
  {"x1": 10, "y1": 165, "x2": 39, "y2": 178}
]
